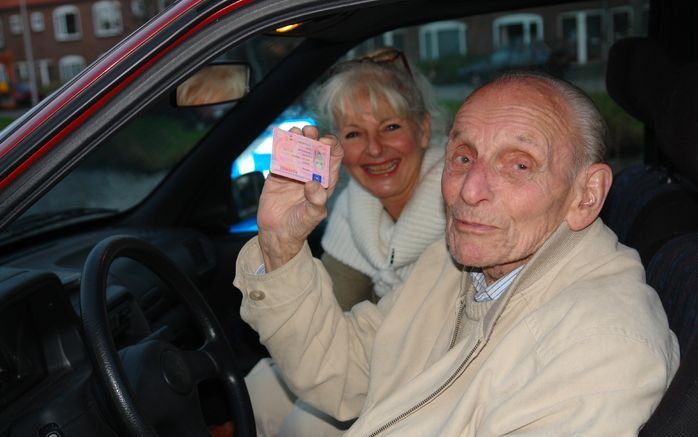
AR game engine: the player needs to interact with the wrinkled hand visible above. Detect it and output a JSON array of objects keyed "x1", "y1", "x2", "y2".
[{"x1": 257, "y1": 126, "x2": 343, "y2": 271}]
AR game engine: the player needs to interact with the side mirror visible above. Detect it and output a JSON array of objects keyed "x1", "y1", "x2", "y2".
[
  {"x1": 174, "y1": 63, "x2": 250, "y2": 107},
  {"x1": 231, "y1": 171, "x2": 265, "y2": 222}
]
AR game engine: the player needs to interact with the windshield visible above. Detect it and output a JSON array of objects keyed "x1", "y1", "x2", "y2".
[{"x1": 1, "y1": 34, "x2": 303, "y2": 244}]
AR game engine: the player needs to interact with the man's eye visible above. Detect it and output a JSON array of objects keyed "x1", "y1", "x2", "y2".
[
  {"x1": 516, "y1": 163, "x2": 529, "y2": 170},
  {"x1": 455, "y1": 155, "x2": 470, "y2": 165}
]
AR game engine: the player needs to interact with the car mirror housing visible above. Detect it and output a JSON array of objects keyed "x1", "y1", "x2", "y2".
[
  {"x1": 174, "y1": 63, "x2": 250, "y2": 107},
  {"x1": 231, "y1": 171, "x2": 265, "y2": 222}
]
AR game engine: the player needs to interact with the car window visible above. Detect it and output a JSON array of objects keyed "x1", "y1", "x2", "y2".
[
  {"x1": 4, "y1": 0, "x2": 650, "y2": 244},
  {"x1": 0, "y1": 34, "x2": 303, "y2": 244},
  {"x1": 244, "y1": 0, "x2": 648, "y2": 179},
  {"x1": 231, "y1": 106, "x2": 316, "y2": 178},
  {"x1": 406, "y1": 1, "x2": 648, "y2": 171},
  {"x1": 227, "y1": 0, "x2": 649, "y2": 236}
]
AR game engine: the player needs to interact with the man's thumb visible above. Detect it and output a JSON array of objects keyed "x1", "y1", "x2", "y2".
[{"x1": 304, "y1": 181, "x2": 328, "y2": 220}]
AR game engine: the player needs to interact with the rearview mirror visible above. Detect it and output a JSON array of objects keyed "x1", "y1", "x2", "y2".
[{"x1": 175, "y1": 63, "x2": 250, "y2": 107}]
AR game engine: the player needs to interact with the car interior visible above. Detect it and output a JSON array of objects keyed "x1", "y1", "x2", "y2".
[{"x1": 0, "y1": 0, "x2": 696, "y2": 436}]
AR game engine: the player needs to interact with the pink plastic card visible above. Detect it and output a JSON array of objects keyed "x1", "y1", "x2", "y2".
[{"x1": 270, "y1": 128, "x2": 330, "y2": 188}]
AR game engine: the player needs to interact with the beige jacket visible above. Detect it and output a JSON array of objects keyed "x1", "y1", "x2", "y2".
[{"x1": 234, "y1": 219, "x2": 679, "y2": 436}]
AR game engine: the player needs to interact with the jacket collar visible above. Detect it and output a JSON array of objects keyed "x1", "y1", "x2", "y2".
[{"x1": 467, "y1": 220, "x2": 596, "y2": 344}]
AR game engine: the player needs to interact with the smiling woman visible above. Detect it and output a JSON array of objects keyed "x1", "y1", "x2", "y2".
[{"x1": 315, "y1": 48, "x2": 447, "y2": 304}]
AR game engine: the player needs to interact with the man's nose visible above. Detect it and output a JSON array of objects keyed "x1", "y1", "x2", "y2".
[{"x1": 460, "y1": 160, "x2": 493, "y2": 205}]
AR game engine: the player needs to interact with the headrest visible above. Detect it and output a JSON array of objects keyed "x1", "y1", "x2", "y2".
[
  {"x1": 655, "y1": 62, "x2": 698, "y2": 186},
  {"x1": 606, "y1": 37, "x2": 676, "y2": 128},
  {"x1": 606, "y1": 37, "x2": 698, "y2": 186}
]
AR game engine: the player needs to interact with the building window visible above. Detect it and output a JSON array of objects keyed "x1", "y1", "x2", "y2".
[
  {"x1": 93, "y1": 1, "x2": 123, "y2": 37},
  {"x1": 37, "y1": 59, "x2": 52, "y2": 86},
  {"x1": 53, "y1": 5, "x2": 82, "y2": 41},
  {"x1": 14, "y1": 61, "x2": 52, "y2": 87},
  {"x1": 31, "y1": 12, "x2": 45, "y2": 32},
  {"x1": 0, "y1": 20, "x2": 5, "y2": 48},
  {"x1": 15, "y1": 62, "x2": 29, "y2": 81},
  {"x1": 9, "y1": 15, "x2": 22, "y2": 35},
  {"x1": 419, "y1": 21, "x2": 467, "y2": 60},
  {"x1": 382, "y1": 30, "x2": 406, "y2": 51},
  {"x1": 611, "y1": 6, "x2": 633, "y2": 42},
  {"x1": 59, "y1": 55, "x2": 85, "y2": 81},
  {"x1": 348, "y1": 29, "x2": 407, "y2": 57},
  {"x1": 19, "y1": 59, "x2": 54, "y2": 86},
  {"x1": 131, "y1": 0, "x2": 146, "y2": 19},
  {"x1": 559, "y1": 10, "x2": 603, "y2": 64},
  {"x1": 493, "y1": 14, "x2": 544, "y2": 47}
]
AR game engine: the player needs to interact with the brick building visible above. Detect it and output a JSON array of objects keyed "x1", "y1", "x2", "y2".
[
  {"x1": 0, "y1": 0, "x2": 158, "y2": 105},
  {"x1": 352, "y1": 0, "x2": 649, "y2": 85}
]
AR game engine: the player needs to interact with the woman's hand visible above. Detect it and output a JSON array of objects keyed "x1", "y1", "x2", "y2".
[{"x1": 257, "y1": 125, "x2": 343, "y2": 271}]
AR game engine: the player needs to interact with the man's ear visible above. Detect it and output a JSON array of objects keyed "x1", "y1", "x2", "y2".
[
  {"x1": 566, "y1": 162, "x2": 613, "y2": 231},
  {"x1": 419, "y1": 113, "x2": 432, "y2": 149}
]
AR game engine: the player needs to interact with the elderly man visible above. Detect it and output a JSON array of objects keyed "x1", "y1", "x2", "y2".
[{"x1": 234, "y1": 72, "x2": 678, "y2": 436}]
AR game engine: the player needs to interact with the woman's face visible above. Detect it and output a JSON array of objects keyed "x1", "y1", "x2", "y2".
[{"x1": 337, "y1": 94, "x2": 430, "y2": 219}]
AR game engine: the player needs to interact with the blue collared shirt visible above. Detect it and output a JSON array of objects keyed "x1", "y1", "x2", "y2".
[{"x1": 470, "y1": 266, "x2": 524, "y2": 302}]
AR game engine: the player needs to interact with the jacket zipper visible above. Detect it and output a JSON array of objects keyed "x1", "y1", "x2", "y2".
[
  {"x1": 449, "y1": 269, "x2": 469, "y2": 349},
  {"x1": 448, "y1": 296, "x2": 466, "y2": 350},
  {"x1": 368, "y1": 272, "x2": 476, "y2": 436},
  {"x1": 367, "y1": 339, "x2": 482, "y2": 436}
]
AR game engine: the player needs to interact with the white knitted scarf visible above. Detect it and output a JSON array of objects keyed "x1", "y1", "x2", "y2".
[{"x1": 321, "y1": 144, "x2": 446, "y2": 297}]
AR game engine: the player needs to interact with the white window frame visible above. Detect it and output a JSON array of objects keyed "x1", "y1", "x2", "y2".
[
  {"x1": 30, "y1": 12, "x2": 45, "y2": 32},
  {"x1": 418, "y1": 20, "x2": 467, "y2": 60},
  {"x1": 9, "y1": 14, "x2": 22, "y2": 35},
  {"x1": 15, "y1": 61, "x2": 29, "y2": 81},
  {"x1": 53, "y1": 5, "x2": 82, "y2": 42},
  {"x1": 92, "y1": 0, "x2": 123, "y2": 38},
  {"x1": 18, "y1": 60, "x2": 53, "y2": 86},
  {"x1": 492, "y1": 13, "x2": 544, "y2": 48},
  {"x1": 58, "y1": 55, "x2": 85, "y2": 82},
  {"x1": 131, "y1": 0, "x2": 146, "y2": 19},
  {"x1": 558, "y1": 9, "x2": 603, "y2": 64},
  {"x1": 344, "y1": 29, "x2": 408, "y2": 58},
  {"x1": 382, "y1": 29, "x2": 406, "y2": 48},
  {"x1": 37, "y1": 59, "x2": 52, "y2": 86}
]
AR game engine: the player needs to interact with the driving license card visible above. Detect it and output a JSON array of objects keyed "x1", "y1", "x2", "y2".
[{"x1": 271, "y1": 128, "x2": 330, "y2": 188}]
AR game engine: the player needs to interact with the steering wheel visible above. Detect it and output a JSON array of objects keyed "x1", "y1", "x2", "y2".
[{"x1": 80, "y1": 235, "x2": 255, "y2": 437}]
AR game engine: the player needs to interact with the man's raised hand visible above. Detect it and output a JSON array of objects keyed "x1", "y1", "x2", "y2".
[{"x1": 257, "y1": 126, "x2": 343, "y2": 271}]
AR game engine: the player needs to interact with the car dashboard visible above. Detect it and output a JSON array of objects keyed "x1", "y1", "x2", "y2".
[{"x1": 0, "y1": 226, "x2": 220, "y2": 436}]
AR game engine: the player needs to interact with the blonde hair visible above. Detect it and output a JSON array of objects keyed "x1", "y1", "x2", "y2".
[{"x1": 314, "y1": 53, "x2": 445, "y2": 138}]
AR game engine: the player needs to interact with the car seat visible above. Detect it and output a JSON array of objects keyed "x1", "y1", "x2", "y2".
[
  {"x1": 638, "y1": 232, "x2": 698, "y2": 436},
  {"x1": 634, "y1": 57, "x2": 698, "y2": 435},
  {"x1": 602, "y1": 37, "x2": 698, "y2": 264}
]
